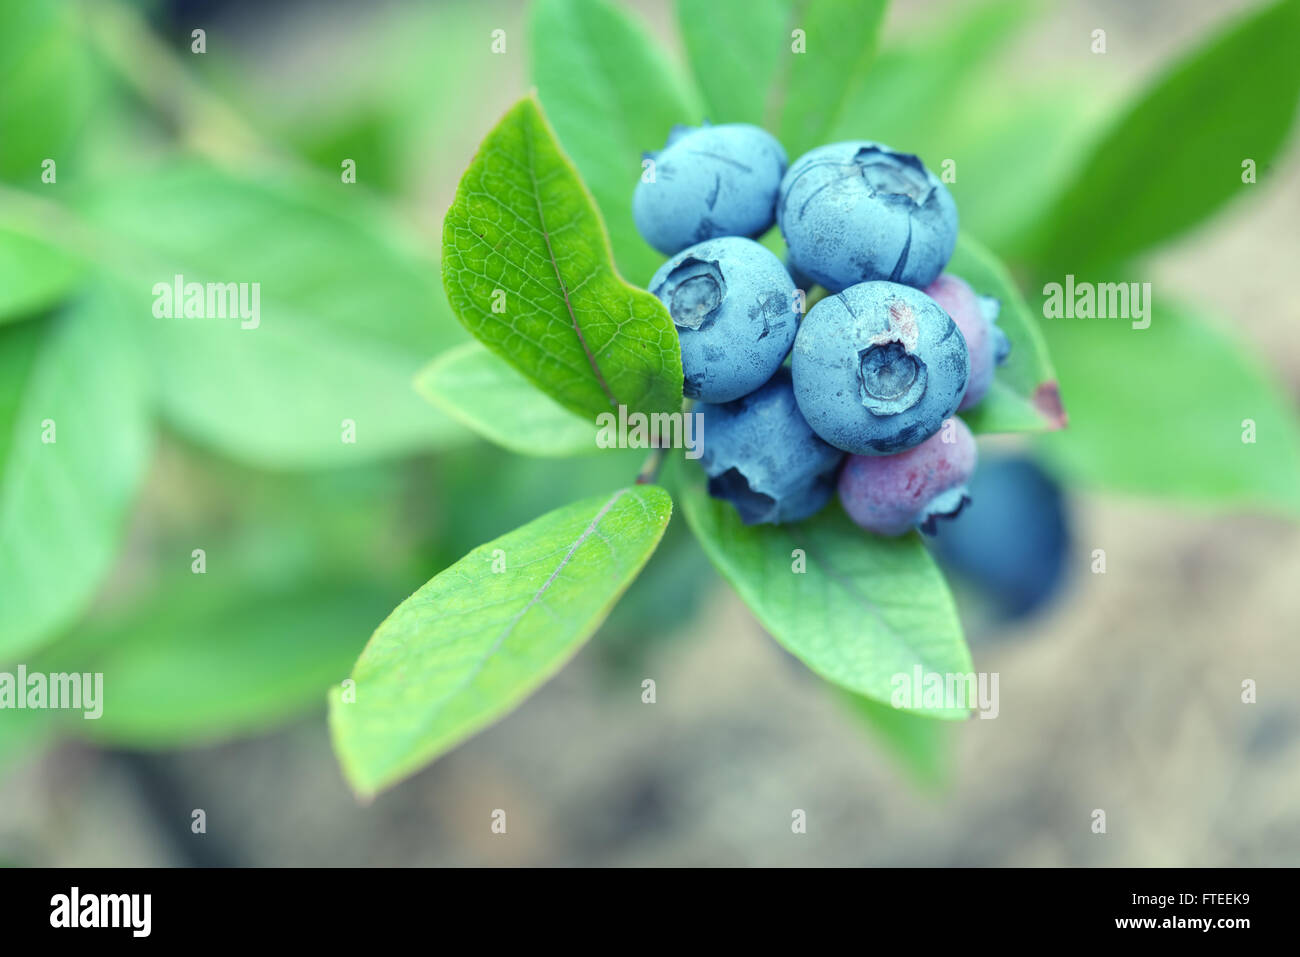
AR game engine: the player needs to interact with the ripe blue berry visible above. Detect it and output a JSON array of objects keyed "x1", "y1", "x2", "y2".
[
  {"x1": 700, "y1": 368, "x2": 844, "y2": 525},
  {"x1": 777, "y1": 142, "x2": 958, "y2": 292},
  {"x1": 649, "y1": 237, "x2": 799, "y2": 403},
  {"x1": 791, "y1": 281, "x2": 969, "y2": 455},
  {"x1": 634, "y1": 123, "x2": 787, "y2": 256},
  {"x1": 784, "y1": 254, "x2": 815, "y2": 295},
  {"x1": 930, "y1": 454, "x2": 1070, "y2": 620},
  {"x1": 838, "y1": 417, "x2": 977, "y2": 537},
  {"x1": 924, "y1": 273, "x2": 1010, "y2": 411}
]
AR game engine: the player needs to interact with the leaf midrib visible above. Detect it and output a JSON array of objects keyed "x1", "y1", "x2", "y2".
[
  {"x1": 383, "y1": 486, "x2": 633, "y2": 765},
  {"x1": 793, "y1": 525, "x2": 966, "y2": 679},
  {"x1": 522, "y1": 108, "x2": 619, "y2": 410}
]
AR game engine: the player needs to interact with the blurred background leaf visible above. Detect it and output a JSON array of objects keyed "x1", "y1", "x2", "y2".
[
  {"x1": 677, "y1": 0, "x2": 888, "y2": 160},
  {"x1": 832, "y1": 0, "x2": 1039, "y2": 143},
  {"x1": 415, "y1": 343, "x2": 597, "y2": 458},
  {"x1": 0, "y1": 2, "x2": 100, "y2": 185},
  {"x1": 830, "y1": 0, "x2": 1109, "y2": 250},
  {"x1": 0, "y1": 223, "x2": 86, "y2": 323},
  {"x1": 677, "y1": 0, "x2": 789, "y2": 127},
  {"x1": 772, "y1": 0, "x2": 888, "y2": 157},
  {"x1": 78, "y1": 161, "x2": 469, "y2": 468},
  {"x1": 0, "y1": 288, "x2": 151, "y2": 662},
  {"x1": 197, "y1": 0, "x2": 521, "y2": 202},
  {"x1": 34, "y1": 576, "x2": 390, "y2": 748},
  {"x1": 1015, "y1": 0, "x2": 1300, "y2": 272},
  {"x1": 1038, "y1": 301, "x2": 1300, "y2": 513},
  {"x1": 428, "y1": 445, "x2": 648, "y2": 564}
]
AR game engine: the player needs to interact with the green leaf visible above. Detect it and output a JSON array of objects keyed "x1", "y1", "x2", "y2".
[
  {"x1": 828, "y1": 0, "x2": 1039, "y2": 147},
  {"x1": 0, "y1": 2, "x2": 98, "y2": 184},
  {"x1": 0, "y1": 290, "x2": 152, "y2": 662},
  {"x1": 935, "y1": 87, "x2": 1106, "y2": 253},
  {"x1": 531, "y1": 0, "x2": 704, "y2": 283},
  {"x1": 671, "y1": 459, "x2": 971, "y2": 716},
  {"x1": 0, "y1": 223, "x2": 84, "y2": 322},
  {"x1": 33, "y1": 579, "x2": 390, "y2": 748},
  {"x1": 441, "y1": 94, "x2": 684, "y2": 419},
  {"x1": 677, "y1": 0, "x2": 789, "y2": 126},
  {"x1": 839, "y1": 690, "x2": 952, "y2": 788},
  {"x1": 771, "y1": 0, "x2": 889, "y2": 157},
  {"x1": 1038, "y1": 300, "x2": 1300, "y2": 513},
  {"x1": 329, "y1": 484, "x2": 673, "y2": 796},
  {"x1": 677, "y1": 0, "x2": 887, "y2": 158},
  {"x1": 947, "y1": 233, "x2": 1063, "y2": 434},
  {"x1": 224, "y1": 0, "x2": 512, "y2": 198},
  {"x1": 80, "y1": 161, "x2": 469, "y2": 469},
  {"x1": 1017, "y1": 0, "x2": 1300, "y2": 271},
  {"x1": 414, "y1": 341, "x2": 597, "y2": 458}
]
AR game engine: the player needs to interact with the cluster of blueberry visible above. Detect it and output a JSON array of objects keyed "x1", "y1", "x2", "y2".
[{"x1": 634, "y1": 122, "x2": 1009, "y2": 535}]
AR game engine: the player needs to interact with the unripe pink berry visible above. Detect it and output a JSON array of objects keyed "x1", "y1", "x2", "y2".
[
  {"x1": 924, "y1": 274, "x2": 1008, "y2": 411},
  {"x1": 838, "y1": 417, "x2": 977, "y2": 536}
]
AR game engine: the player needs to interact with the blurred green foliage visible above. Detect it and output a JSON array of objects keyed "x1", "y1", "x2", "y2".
[
  {"x1": 414, "y1": 343, "x2": 598, "y2": 458},
  {"x1": 0, "y1": 0, "x2": 1298, "y2": 792},
  {"x1": 679, "y1": 0, "x2": 890, "y2": 157},
  {"x1": 1015, "y1": 0, "x2": 1300, "y2": 271},
  {"x1": 1, "y1": 288, "x2": 151, "y2": 661},
  {"x1": 0, "y1": 3, "x2": 100, "y2": 184}
]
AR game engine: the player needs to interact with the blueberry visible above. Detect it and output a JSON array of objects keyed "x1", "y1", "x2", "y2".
[
  {"x1": 784, "y1": 253, "x2": 815, "y2": 296},
  {"x1": 634, "y1": 123, "x2": 787, "y2": 256},
  {"x1": 923, "y1": 273, "x2": 1010, "y2": 411},
  {"x1": 777, "y1": 141, "x2": 958, "y2": 292},
  {"x1": 791, "y1": 281, "x2": 969, "y2": 455},
  {"x1": 929, "y1": 453, "x2": 1070, "y2": 619},
  {"x1": 838, "y1": 416, "x2": 976, "y2": 537},
  {"x1": 649, "y1": 237, "x2": 800, "y2": 403},
  {"x1": 699, "y1": 368, "x2": 845, "y2": 525}
]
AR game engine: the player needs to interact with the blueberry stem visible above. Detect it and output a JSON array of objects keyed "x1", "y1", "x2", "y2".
[
  {"x1": 634, "y1": 399, "x2": 695, "y2": 484},
  {"x1": 635, "y1": 447, "x2": 668, "y2": 485}
]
